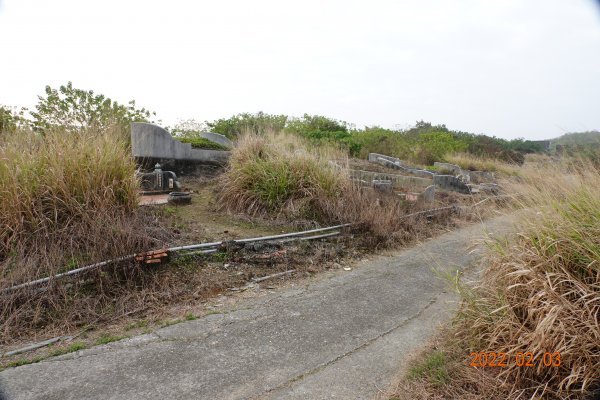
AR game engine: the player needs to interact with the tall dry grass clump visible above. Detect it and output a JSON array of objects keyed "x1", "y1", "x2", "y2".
[
  {"x1": 0, "y1": 126, "x2": 156, "y2": 342},
  {"x1": 454, "y1": 160, "x2": 600, "y2": 398},
  {"x1": 218, "y1": 131, "x2": 348, "y2": 216},
  {"x1": 218, "y1": 131, "x2": 458, "y2": 246},
  {"x1": 445, "y1": 152, "x2": 521, "y2": 176}
]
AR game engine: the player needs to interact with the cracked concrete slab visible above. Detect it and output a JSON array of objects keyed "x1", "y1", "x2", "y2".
[{"x1": 0, "y1": 215, "x2": 516, "y2": 400}]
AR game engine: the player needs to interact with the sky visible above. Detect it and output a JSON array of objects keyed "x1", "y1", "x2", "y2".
[{"x1": 1, "y1": 0, "x2": 599, "y2": 140}]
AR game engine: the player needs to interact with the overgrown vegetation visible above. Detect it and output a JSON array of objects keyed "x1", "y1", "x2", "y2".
[
  {"x1": 407, "y1": 350, "x2": 449, "y2": 386},
  {"x1": 444, "y1": 153, "x2": 521, "y2": 176},
  {"x1": 218, "y1": 131, "x2": 348, "y2": 215},
  {"x1": 177, "y1": 137, "x2": 229, "y2": 150},
  {"x1": 392, "y1": 160, "x2": 600, "y2": 399},
  {"x1": 218, "y1": 130, "x2": 473, "y2": 245},
  {"x1": 0, "y1": 84, "x2": 163, "y2": 343},
  {"x1": 204, "y1": 113, "x2": 544, "y2": 165}
]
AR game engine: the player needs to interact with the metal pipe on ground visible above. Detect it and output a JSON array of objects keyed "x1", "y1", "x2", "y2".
[
  {"x1": 168, "y1": 223, "x2": 352, "y2": 252},
  {"x1": 1, "y1": 225, "x2": 352, "y2": 294}
]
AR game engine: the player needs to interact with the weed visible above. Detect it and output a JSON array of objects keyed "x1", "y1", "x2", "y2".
[
  {"x1": 0, "y1": 125, "x2": 157, "y2": 343},
  {"x1": 50, "y1": 342, "x2": 86, "y2": 357},
  {"x1": 177, "y1": 137, "x2": 229, "y2": 150},
  {"x1": 211, "y1": 252, "x2": 229, "y2": 262},
  {"x1": 449, "y1": 159, "x2": 600, "y2": 397},
  {"x1": 3, "y1": 356, "x2": 44, "y2": 370},
  {"x1": 95, "y1": 334, "x2": 127, "y2": 345},
  {"x1": 160, "y1": 319, "x2": 182, "y2": 328},
  {"x1": 125, "y1": 319, "x2": 148, "y2": 331},
  {"x1": 408, "y1": 350, "x2": 449, "y2": 386},
  {"x1": 184, "y1": 313, "x2": 197, "y2": 321},
  {"x1": 163, "y1": 206, "x2": 177, "y2": 217}
]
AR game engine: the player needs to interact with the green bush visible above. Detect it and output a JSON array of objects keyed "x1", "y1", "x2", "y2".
[
  {"x1": 285, "y1": 114, "x2": 361, "y2": 156},
  {"x1": 206, "y1": 112, "x2": 287, "y2": 139}
]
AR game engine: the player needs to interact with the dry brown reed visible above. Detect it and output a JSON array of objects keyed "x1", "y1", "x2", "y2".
[
  {"x1": 450, "y1": 159, "x2": 600, "y2": 398},
  {"x1": 0, "y1": 126, "x2": 165, "y2": 343}
]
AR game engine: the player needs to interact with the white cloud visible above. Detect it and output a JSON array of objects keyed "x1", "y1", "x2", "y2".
[{"x1": 1, "y1": 0, "x2": 599, "y2": 138}]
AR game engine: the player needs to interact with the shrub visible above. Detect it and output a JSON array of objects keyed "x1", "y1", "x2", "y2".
[
  {"x1": 177, "y1": 137, "x2": 228, "y2": 150},
  {"x1": 285, "y1": 114, "x2": 361, "y2": 156},
  {"x1": 206, "y1": 112, "x2": 287, "y2": 139},
  {"x1": 0, "y1": 105, "x2": 28, "y2": 133}
]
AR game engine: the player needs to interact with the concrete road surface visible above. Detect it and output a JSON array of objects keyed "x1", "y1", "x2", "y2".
[{"x1": 0, "y1": 215, "x2": 515, "y2": 400}]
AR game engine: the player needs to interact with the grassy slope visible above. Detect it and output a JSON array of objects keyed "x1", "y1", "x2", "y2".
[{"x1": 387, "y1": 158, "x2": 600, "y2": 399}]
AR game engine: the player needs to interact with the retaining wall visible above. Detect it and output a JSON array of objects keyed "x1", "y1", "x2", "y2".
[
  {"x1": 349, "y1": 169, "x2": 432, "y2": 189},
  {"x1": 132, "y1": 123, "x2": 230, "y2": 163}
]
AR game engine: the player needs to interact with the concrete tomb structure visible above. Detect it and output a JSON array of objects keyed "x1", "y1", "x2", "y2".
[
  {"x1": 368, "y1": 153, "x2": 502, "y2": 195},
  {"x1": 368, "y1": 153, "x2": 435, "y2": 178},
  {"x1": 432, "y1": 174, "x2": 471, "y2": 194},
  {"x1": 348, "y1": 169, "x2": 431, "y2": 190},
  {"x1": 372, "y1": 179, "x2": 393, "y2": 192},
  {"x1": 139, "y1": 163, "x2": 182, "y2": 194},
  {"x1": 131, "y1": 122, "x2": 230, "y2": 175},
  {"x1": 419, "y1": 185, "x2": 435, "y2": 202},
  {"x1": 434, "y1": 162, "x2": 495, "y2": 184}
]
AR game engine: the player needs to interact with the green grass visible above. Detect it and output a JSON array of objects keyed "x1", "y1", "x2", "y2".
[
  {"x1": 1, "y1": 342, "x2": 87, "y2": 371},
  {"x1": 162, "y1": 206, "x2": 178, "y2": 217},
  {"x1": 50, "y1": 342, "x2": 86, "y2": 357},
  {"x1": 177, "y1": 137, "x2": 229, "y2": 150},
  {"x1": 219, "y1": 133, "x2": 346, "y2": 215},
  {"x1": 3, "y1": 356, "x2": 44, "y2": 370},
  {"x1": 125, "y1": 319, "x2": 149, "y2": 331},
  {"x1": 184, "y1": 313, "x2": 197, "y2": 321},
  {"x1": 95, "y1": 334, "x2": 127, "y2": 345},
  {"x1": 408, "y1": 350, "x2": 449, "y2": 386},
  {"x1": 159, "y1": 319, "x2": 183, "y2": 328}
]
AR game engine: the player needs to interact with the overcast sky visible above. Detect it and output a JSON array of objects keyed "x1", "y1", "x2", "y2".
[{"x1": 1, "y1": 0, "x2": 599, "y2": 139}]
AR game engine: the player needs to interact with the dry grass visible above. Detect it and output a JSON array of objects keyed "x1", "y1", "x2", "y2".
[
  {"x1": 445, "y1": 153, "x2": 521, "y2": 176},
  {"x1": 0, "y1": 126, "x2": 166, "y2": 343},
  {"x1": 391, "y1": 159, "x2": 600, "y2": 399},
  {"x1": 218, "y1": 130, "x2": 468, "y2": 247}
]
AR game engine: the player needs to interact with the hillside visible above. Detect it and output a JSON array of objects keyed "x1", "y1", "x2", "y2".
[{"x1": 551, "y1": 130, "x2": 600, "y2": 147}]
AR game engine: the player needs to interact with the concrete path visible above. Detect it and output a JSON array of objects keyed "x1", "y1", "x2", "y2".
[{"x1": 0, "y1": 216, "x2": 515, "y2": 400}]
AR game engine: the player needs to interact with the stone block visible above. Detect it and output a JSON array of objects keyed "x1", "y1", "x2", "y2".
[
  {"x1": 372, "y1": 179, "x2": 393, "y2": 192},
  {"x1": 433, "y1": 175, "x2": 471, "y2": 194},
  {"x1": 419, "y1": 185, "x2": 435, "y2": 202}
]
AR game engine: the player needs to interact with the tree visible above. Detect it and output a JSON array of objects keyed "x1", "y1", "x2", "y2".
[
  {"x1": 206, "y1": 112, "x2": 287, "y2": 138},
  {"x1": 30, "y1": 82, "x2": 154, "y2": 132},
  {"x1": 0, "y1": 105, "x2": 28, "y2": 133}
]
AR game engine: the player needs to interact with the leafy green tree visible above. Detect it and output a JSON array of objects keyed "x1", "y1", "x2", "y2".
[
  {"x1": 285, "y1": 114, "x2": 362, "y2": 155},
  {"x1": 30, "y1": 82, "x2": 154, "y2": 132},
  {"x1": 169, "y1": 119, "x2": 208, "y2": 138},
  {"x1": 206, "y1": 112, "x2": 287, "y2": 138},
  {"x1": 0, "y1": 105, "x2": 29, "y2": 133},
  {"x1": 416, "y1": 130, "x2": 468, "y2": 164}
]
